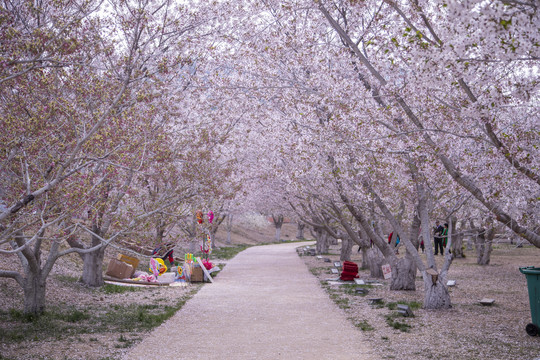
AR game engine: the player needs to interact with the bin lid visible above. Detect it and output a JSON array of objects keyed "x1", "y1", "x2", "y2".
[{"x1": 519, "y1": 266, "x2": 540, "y2": 275}]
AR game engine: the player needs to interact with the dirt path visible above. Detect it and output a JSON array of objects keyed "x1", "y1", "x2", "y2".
[{"x1": 125, "y1": 242, "x2": 378, "y2": 360}]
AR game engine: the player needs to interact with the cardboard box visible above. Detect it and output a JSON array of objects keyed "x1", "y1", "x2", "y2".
[
  {"x1": 116, "y1": 254, "x2": 139, "y2": 277},
  {"x1": 105, "y1": 259, "x2": 133, "y2": 279},
  {"x1": 190, "y1": 266, "x2": 204, "y2": 282}
]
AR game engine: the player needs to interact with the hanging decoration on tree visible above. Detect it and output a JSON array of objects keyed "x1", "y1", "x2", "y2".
[
  {"x1": 185, "y1": 253, "x2": 194, "y2": 264},
  {"x1": 207, "y1": 211, "x2": 214, "y2": 224},
  {"x1": 201, "y1": 234, "x2": 212, "y2": 260},
  {"x1": 196, "y1": 210, "x2": 204, "y2": 224}
]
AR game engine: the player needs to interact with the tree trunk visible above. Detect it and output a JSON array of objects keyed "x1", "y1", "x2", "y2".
[
  {"x1": 367, "y1": 247, "x2": 384, "y2": 278},
  {"x1": 423, "y1": 276, "x2": 452, "y2": 309},
  {"x1": 81, "y1": 247, "x2": 106, "y2": 286},
  {"x1": 328, "y1": 236, "x2": 338, "y2": 246},
  {"x1": 272, "y1": 214, "x2": 284, "y2": 242},
  {"x1": 390, "y1": 254, "x2": 416, "y2": 291},
  {"x1": 11, "y1": 229, "x2": 60, "y2": 315},
  {"x1": 226, "y1": 214, "x2": 233, "y2": 245},
  {"x1": 156, "y1": 219, "x2": 165, "y2": 245},
  {"x1": 314, "y1": 229, "x2": 329, "y2": 254},
  {"x1": 357, "y1": 227, "x2": 370, "y2": 270},
  {"x1": 275, "y1": 224, "x2": 282, "y2": 242},
  {"x1": 452, "y1": 219, "x2": 465, "y2": 258},
  {"x1": 23, "y1": 269, "x2": 47, "y2": 315},
  {"x1": 340, "y1": 236, "x2": 353, "y2": 261},
  {"x1": 296, "y1": 222, "x2": 305, "y2": 239},
  {"x1": 80, "y1": 228, "x2": 107, "y2": 287},
  {"x1": 476, "y1": 226, "x2": 494, "y2": 265},
  {"x1": 467, "y1": 219, "x2": 475, "y2": 250},
  {"x1": 209, "y1": 213, "x2": 226, "y2": 248},
  {"x1": 209, "y1": 231, "x2": 217, "y2": 250},
  {"x1": 361, "y1": 246, "x2": 369, "y2": 270}
]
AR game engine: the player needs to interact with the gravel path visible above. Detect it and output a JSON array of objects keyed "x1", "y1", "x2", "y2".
[{"x1": 125, "y1": 242, "x2": 378, "y2": 360}]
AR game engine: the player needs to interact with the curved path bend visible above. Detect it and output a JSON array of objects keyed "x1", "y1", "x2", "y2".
[{"x1": 125, "y1": 242, "x2": 378, "y2": 360}]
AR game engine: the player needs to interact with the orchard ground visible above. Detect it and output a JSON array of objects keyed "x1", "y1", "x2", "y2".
[{"x1": 0, "y1": 221, "x2": 539, "y2": 360}]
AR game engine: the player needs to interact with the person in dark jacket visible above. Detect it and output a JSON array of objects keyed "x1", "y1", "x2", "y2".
[{"x1": 433, "y1": 221, "x2": 444, "y2": 255}]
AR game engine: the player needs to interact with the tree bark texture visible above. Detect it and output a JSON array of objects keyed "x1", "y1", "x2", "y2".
[
  {"x1": 80, "y1": 228, "x2": 107, "y2": 287},
  {"x1": 11, "y1": 229, "x2": 58, "y2": 315},
  {"x1": 315, "y1": 229, "x2": 329, "y2": 255},
  {"x1": 340, "y1": 236, "x2": 353, "y2": 261},
  {"x1": 296, "y1": 222, "x2": 305, "y2": 239},
  {"x1": 23, "y1": 269, "x2": 47, "y2": 315},
  {"x1": 361, "y1": 246, "x2": 369, "y2": 270},
  {"x1": 476, "y1": 227, "x2": 494, "y2": 265},
  {"x1": 451, "y1": 219, "x2": 465, "y2": 258},
  {"x1": 226, "y1": 214, "x2": 233, "y2": 245},
  {"x1": 467, "y1": 219, "x2": 475, "y2": 250},
  {"x1": 81, "y1": 248, "x2": 106, "y2": 287},
  {"x1": 390, "y1": 254, "x2": 416, "y2": 291},
  {"x1": 272, "y1": 214, "x2": 284, "y2": 242},
  {"x1": 367, "y1": 247, "x2": 384, "y2": 278},
  {"x1": 423, "y1": 277, "x2": 452, "y2": 309}
]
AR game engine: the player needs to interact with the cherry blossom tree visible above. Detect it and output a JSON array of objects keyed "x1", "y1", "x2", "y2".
[{"x1": 0, "y1": 0, "x2": 221, "y2": 313}]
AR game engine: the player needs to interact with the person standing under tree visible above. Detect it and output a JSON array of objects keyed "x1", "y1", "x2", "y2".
[
  {"x1": 442, "y1": 223, "x2": 449, "y2": 253},
  {"x1": 433, "y1": 221, "x2": 444, "y2": 255}
]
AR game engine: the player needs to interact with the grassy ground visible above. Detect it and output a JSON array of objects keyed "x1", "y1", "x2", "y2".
[{"x1": 0, "y1": 282, "x2": 201, "y2": 360}]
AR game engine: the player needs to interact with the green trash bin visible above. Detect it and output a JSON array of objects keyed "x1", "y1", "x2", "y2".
[{"x1": 519, "y1": 266, "x2": 540, "y2": 336}]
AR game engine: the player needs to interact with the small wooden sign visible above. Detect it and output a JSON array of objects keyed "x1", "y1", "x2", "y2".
[
  {"x1": 354, "y1": 278, "x2": 365, "y2": 285},
  {"x1": 334, "y1": 261, "x2": 341, "y2": 268},
  {"x1": 382, "y1": 264, "x2": 392, "y2": 280},
  {"x1": 331, "y1": 268, "x2": 339, "y2": 274}
]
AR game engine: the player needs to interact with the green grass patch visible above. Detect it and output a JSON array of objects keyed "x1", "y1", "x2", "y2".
[
  {"x1": 208, "y1": 245, "x2": 250, "y2": 260},
  {"x1": 55, "y1": 274, "x2": 80, "y2": 284},
  {"x1": 385, "y1": 313, "x2": 412, "y2": 332},
  {"x1": 385, "y1": 300, "x2": 422, "y2": 311},
  {"x1": 329, "y1": 293, "x2": 350, "y2": 309},
  {"x1": 373, "y1": 299, "x2": 386, "y2": 309},
  {"x1": 340, "y1": 284, "x2": 374, "y2": 296},
  {"x1": 115, "y1": 334, "x2": 137, "y2": 348},
  {"x1": 352, "y1": 319, "x2": 374, "y2": 331},
  {"x1": 101, "y1": 283, "x2": 143, "y2": 294},
  {"x1": 1, "y1": 306, "x2": 91, "y2": 342},
  {"x1": 0, "y1": 287, "x2": 201, "y2": 344}
]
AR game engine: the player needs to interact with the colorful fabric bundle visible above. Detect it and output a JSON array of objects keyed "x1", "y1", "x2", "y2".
[{"x1": 340, "y1": 261, "x2": 359, "y2": 281}]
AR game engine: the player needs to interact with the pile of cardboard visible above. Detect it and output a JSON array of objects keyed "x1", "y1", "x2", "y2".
[{"x1": 105, "y1": 254, "x2": 139, "y2": 279}]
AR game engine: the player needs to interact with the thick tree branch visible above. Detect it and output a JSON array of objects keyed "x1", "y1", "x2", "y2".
[{"x1": 458, "y1": 79, "x2": 540, "y2": 187}]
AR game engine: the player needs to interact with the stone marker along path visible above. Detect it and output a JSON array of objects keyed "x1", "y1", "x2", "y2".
[{"x1": 125, "y1": 242, "x2": 378, "y2": 360}]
